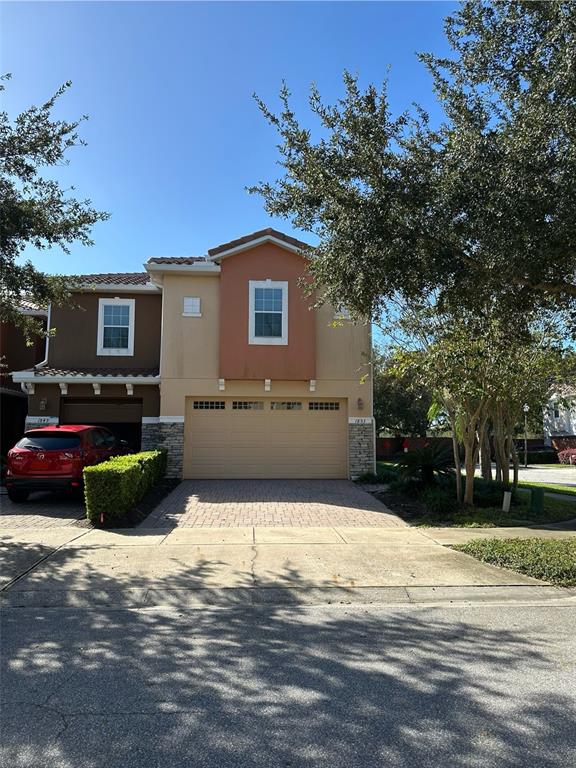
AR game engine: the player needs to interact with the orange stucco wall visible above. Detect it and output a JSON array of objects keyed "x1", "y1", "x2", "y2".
[{"x1": 219, "y1": 243, "x2": 316, "y2": 380}]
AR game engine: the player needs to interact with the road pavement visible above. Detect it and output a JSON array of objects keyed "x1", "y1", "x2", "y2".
[{"x1": 2, "y1": 601, "x2": 575, "y2": 768}]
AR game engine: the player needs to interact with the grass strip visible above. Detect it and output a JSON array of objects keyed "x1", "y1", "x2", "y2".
[{"x1": 454, "y1": 537, "x2": 576, "y2": 586}]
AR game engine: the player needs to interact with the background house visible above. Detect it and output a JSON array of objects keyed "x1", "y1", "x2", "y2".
[{"x1": 544, "y1": 387, "x2": 576, "y2": 449}]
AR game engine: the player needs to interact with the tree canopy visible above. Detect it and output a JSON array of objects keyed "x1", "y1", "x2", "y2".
[
  {"x1": 251, "y1": 0, "x2": 576, "y2": 325},
  {"x1": 0, "y1": 76, "x2": 108, "y2": 336}
]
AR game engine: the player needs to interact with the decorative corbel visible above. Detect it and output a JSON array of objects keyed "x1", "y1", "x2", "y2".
[
  {"x1": 92, "y1": 383, "x2": 101, "y2": 396},
  {"x1": 218, "y1": 378, "x2": 225, "y2": 392},
  {"x1": 264, "y1": 379, "x2": 271, "y2": 392},
  {"x1": 309, "y1": 379, "x2": 316, "y2": 392},
  {"x1": 59, "y1": 382, "x2": 68, "y2": 396},
  {"x1": 126, "y1": 383, "x2": 134, "y2": 396}
]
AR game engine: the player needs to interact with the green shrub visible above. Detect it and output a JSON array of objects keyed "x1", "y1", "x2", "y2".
[
  {"x1": 376, "y1": 467, "x2": 400, "y2": 483},
  {"x1": 84, "y1": 450, "x2": 167, "y2": 525},
  {"x1": 355, "y1": 471, "x2": 380, "y2": 484},
  {"x1": 523, "y1": 449, "x2": 558, "y2": 464},
  {"x1": 420, "y1": 486, "x2": 459, "y2": 517},
  {"x1": 394, "y1": 444, "x2": 454, "y2": 487}
]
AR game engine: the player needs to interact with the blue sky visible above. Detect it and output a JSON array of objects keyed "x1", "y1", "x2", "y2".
[{"x1": 2, "y1": 1, "x2": 455, "y2": 276}]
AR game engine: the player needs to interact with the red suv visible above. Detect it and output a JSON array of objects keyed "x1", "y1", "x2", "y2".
[{"x1": 5, "y1": 425, "x2": 124, "y2": 503}]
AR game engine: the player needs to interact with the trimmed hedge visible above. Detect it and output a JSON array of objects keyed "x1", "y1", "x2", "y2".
[
  {"x1": 522, "y1": 449, "x2": 558, "y2": 464},
  {"x1": 84, "y1": 450, "x2": 167, "y2": 525}
]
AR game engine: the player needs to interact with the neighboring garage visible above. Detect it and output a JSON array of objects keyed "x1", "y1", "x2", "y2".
[
  {"x1": 60, "y1": 398, "x2": 143, "y2": 450},
  {"x1": 183, "y1": 398, "x2": 348, "y2": 479}
]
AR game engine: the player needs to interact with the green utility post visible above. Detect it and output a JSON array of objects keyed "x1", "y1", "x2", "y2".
[{"x1": 529, "y1": 488, "x2": 545, "y2": 516}]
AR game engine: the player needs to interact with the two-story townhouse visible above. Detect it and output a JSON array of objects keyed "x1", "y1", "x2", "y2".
[
  {"x1": 11, "y1": 229, "x2": 375, "y2": 478},
  {"x1": 12, "y1": 273, "x2": 162, "y2": 450}
]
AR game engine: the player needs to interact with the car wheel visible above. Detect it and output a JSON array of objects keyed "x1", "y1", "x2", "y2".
[{"x1": 7, "y1": 489, "x2": 29, "y2": 503}]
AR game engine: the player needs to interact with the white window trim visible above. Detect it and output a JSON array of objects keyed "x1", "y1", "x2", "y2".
[
  {"x1": 97, "y1": 297, "x2": 135, "y2": 356},
  {"x1": 248, "y1": 280, "x2": 288, "y2": 346}
]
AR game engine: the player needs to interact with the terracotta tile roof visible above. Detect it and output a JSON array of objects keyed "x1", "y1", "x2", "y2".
[
  {"x1": 27, "y1": 367, "x2": 159, "y2": 378},
  {"x1": 18, "y1": 297, "x2": 48, "y2": 314},
  {"x1": 147, "y1": 256, "x2": 206, "y2": 265},
  {"x1": 74, "y1": 272, "x2": 151, "y2": 286},
  {"x1": 208, "y1": 228, "x2": 310, "y2": 257}
]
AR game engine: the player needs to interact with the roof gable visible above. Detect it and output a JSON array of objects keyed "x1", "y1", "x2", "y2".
[{"x1": 208, "y1": 228, "x2": 310, "y2": 261}]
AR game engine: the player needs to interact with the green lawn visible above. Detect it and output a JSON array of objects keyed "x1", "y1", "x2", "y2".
[
  {"x1": 517, "y1": 480, "x2": 576, "y2": 498},
  {"x1": 454, "y1": 537, "x2": 576, "y2": 586}
]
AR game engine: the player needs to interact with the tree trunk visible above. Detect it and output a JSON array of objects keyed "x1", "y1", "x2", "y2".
[
  {"x1": 492, "y1": 406, "x2": 510, "y2": 487},
  {"x1": 451, "y1": 425, "x2": 462, "y2": 504},
  {"x1": 480, "y1": 424, "x2": 492, "y2": 481},
  {"x1": 463, "y1": 436, "x2": 477, "y2": 506},
  {"x1": 511, "y1": 440, "x2": 519, "y2": 489}
]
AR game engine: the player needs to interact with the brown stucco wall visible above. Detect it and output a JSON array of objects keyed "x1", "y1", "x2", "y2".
[
  {"x1": 48, "y1": 292, "x2": 161, "y2": 369},
  {"x1": 219, "y1": 244, "x2": 316, "y2": 380},
  {"x1": 28, "y1": 383, "x2": 160, "y2": 418},
  {"x1": 1, "y1": 321, "x2": 46, "y2": 391}
]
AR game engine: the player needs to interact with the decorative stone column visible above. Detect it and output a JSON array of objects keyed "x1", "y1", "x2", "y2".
[
  {"x1": 141, "y1": 418, "x2": 184, "y2": 478},
  {"x1": 348, "y1": 417, "x2": 375, "y2": 478}
]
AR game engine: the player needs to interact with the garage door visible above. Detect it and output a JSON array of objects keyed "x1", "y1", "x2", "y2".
[{"x1": 183, "y1": 398, "x2": 347, "y2": 479}]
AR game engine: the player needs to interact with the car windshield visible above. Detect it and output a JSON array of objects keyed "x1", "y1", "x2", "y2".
[{"x1": 17, "y1": 433, "x2": 82, "y2": 451}]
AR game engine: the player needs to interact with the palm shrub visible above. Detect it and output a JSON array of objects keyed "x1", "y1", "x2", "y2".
[{"x1": 394, "y1": 444, "x2": 454, "y2": 488}]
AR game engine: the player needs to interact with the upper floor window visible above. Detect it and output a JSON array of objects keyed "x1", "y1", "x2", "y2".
[
  {"x1": 248, "y1": 280, "x2": 288, "y2": 345},
  {"x1": 97, "y1": 298, "x2": 135, "y2": 356}
]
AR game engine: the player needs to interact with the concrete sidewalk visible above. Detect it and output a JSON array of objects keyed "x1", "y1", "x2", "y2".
[{"x1": 2, "y1": 525, "x2": 575, "y2": 608}]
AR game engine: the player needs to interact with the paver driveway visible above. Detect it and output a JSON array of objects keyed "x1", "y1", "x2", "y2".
[
  {"x1": 143, "y1": 479, "x2": 404, "y2": 528},
  {"x1": 0, "y1": 489, "x2": 85, "y2": 529}
]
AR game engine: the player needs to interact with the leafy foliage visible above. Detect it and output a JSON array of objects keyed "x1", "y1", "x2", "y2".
[
  {"x1": 83, "y1": 450, "x2": 167, "y2": 525},
  {"x1": 558, "y1": 448, "x2": 576, "y2": 465},
  {"x1": 394, "y1": 444, "x2": 454, "y2": 487},
  {"x1": 0, "y1": 75, "x2": 109, "y2": 337},
  {"x1": 373, "y1": 352, "x2": 432, "y2": 436},
  {"x1": 251, "y1": 1, "x2": 576, "y2": 324}
]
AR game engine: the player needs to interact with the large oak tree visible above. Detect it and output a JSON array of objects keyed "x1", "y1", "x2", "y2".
[
  {"x1": 251, "y1": 1, "x2": 576, "y2": 325},
  {"x1": 0, "y1": 77, "x2": 108, "y2": 337}
]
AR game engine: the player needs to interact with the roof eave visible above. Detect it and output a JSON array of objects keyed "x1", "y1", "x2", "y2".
[
  {"x1": 145, "y1": 263, "x2": 221, "y2": 278},
  {"x1": 11, "y1": 371, "x2": 161, "y2": 385},
  {"x1": 208, "y1": 235, "x2": 305, "y2": 263},
  {"x1": 75, "y1": 282, "x2": 160, "y2": 293}
]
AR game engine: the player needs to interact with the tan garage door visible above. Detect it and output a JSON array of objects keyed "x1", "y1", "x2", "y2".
[{"x1": 184, "y1": 398, "x2": 347, "y2": 479}]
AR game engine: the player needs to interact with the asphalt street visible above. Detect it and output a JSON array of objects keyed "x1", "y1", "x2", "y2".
[{"x1": 2, "y1": 601, "x2": 575, "y2": 768}]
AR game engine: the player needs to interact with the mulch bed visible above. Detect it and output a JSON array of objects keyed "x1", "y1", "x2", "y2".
[{"x1": 372, "y1": 489, "x2": 428, "y2": 522}]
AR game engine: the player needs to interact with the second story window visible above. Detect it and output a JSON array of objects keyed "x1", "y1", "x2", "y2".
[
  {"x1": 97, "y1": 298, "x2": 135, "y2": 356},
  {"x1": 248, "y1": 280, "x2": 288, "y2": 345}
]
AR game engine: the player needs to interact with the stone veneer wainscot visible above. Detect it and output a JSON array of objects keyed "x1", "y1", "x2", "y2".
[{"x1": 142, "y1": 420, "x2": 184, "y2": 478}]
